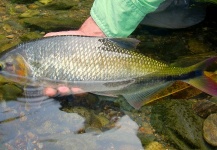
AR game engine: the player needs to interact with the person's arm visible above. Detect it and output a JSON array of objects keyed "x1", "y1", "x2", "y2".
[
  {"x1": 45, "y1": 0, "x2": 164, "y2": 38},
  {"x1": 91, "y1": 0, "x2": 165, "y2": 37}
]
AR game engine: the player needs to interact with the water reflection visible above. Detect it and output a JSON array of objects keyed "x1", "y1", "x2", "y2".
[
  {"x1": 40, "y1": 115, "x2": 143, "y2": 150},
  {"x1": 95, "y1": 115, "x2": 143, "y2": 150},
  {"x1": 0, "y1": 96, "x2": 143, "y2": 149}
]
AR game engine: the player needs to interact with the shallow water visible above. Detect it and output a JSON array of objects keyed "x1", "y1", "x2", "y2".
[
  {"x1": 0, "y1": 96, "x2": 144, "y2": 149},
  {"x1": 0, "y1": 0, "x2": 217, "y2": 149}
]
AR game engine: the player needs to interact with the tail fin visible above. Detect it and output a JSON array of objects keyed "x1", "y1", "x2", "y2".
[
  {"x1": 122, "y1": 56, "x2": 217, "y2": 110},
  {"x1": 184, "y1": 56, "x2": 217, "y2": 97}
]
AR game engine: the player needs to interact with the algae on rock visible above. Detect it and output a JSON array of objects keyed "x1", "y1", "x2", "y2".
[
  {"x1": 20, "y1": 32, "x2": 42, "y2": 41},
  {"x1": 21, "y1": 16, "x2": 82, "y2": 32},
  {"x1": 151, "y1": 99, "x2": 214, "y2": 150},
  {"x1": 0, "y1": 83, "x2": 23, "y2": 100}
]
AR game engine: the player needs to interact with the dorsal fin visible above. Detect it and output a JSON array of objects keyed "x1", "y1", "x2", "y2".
[{"x1": 108, "y1": 38, "x2": 140, "y2": 49}]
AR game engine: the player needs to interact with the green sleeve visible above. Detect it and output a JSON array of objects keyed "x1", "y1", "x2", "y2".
[{"x1": 90, "y1": 0, "x2": 164, "y2": 37}]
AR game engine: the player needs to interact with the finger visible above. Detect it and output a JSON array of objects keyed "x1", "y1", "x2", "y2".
[
  {"x1": 44, "y1": 87, "x2": 57, "y2": 97},
  {"x1": 71, "y1": 87, "x2": 85, "y2": 94},
  {"x1": 57, "y1": 86, "x2": 71, "y2": 95}
]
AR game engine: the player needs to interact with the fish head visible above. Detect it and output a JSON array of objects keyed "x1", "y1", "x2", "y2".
[{"x1": 0, "y1": 53, "x2": 29, "y2": 78}]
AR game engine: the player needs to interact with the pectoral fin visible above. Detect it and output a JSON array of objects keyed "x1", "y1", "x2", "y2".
[{"x1": 122, "y1": 82, "x2": 172, "y2": 109}]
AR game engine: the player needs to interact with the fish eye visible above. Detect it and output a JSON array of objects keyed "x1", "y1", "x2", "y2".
[{"x1": 5, "y1": 62, "x2": 13, "y2": 66}]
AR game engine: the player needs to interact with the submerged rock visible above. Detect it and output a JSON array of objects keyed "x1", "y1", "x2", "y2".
[
  {"x1": 41, "y1": 0, "x2": 79, "y2": 10},
  {"x1": 14, "y1": 4, "x2": 28, "y2": 13},
  {"x1": 19, "y1": 9, "x2": 40, "y2": 18},
  {"x1": 21, "y1": 16, "x2": 82, "y2": 32},
  {"x1": 20, "y1": 31, "x2": 42, "y2": 41},
  {"x1": 3, "y1": 24, "x2": 13, "y2": 33},
  {"x1": 146, "y1": 141, "x2": 165, "y2": 150},
  {"x1": 151, "y1": 99, "x2": 214, "y2": 150},
  {"x1": 188, "y1": 38, "x2": 210, "y2": 54},
  {"x1": 193, "y1": 99, "x2": 217, "y2": 118},
  {"x1": 62, "y1": 106, "x2": 110, "y2": 131},
  {"x1": 0, "y1": 38, "x2": 21, "y2": 52},
  {"x1": 10, "y1": 0, "x2": 37, "y2": 4},
  {"x1": 38, "y1": 0, "x2": 53, "y2": 5},
  {"x1": 0, "y1": 83, "x2": 23, "y2": 100},
  {"x1": 203, "y1": 113, "x2": 217, "y2": 147}
]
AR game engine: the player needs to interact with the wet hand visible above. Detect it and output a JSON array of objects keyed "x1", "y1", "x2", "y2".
[{"x1": 44, "y1": 86, "x2": 87, "y2": 97}]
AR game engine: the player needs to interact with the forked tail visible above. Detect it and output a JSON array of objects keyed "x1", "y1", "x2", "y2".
[
  {"x1": 185, "y1": 56, "x2": 217, "y2": 97},
  {"x1": 123, "y1": 56, "x2": 217, "y2": 109},
  {"x1": 184, "y1": 56, "x2": 217, "y2": 97}
]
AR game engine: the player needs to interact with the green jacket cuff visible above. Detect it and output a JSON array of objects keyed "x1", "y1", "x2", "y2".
[{"x1": 91, "y1": 0, "x2": 164, "y2": 37}]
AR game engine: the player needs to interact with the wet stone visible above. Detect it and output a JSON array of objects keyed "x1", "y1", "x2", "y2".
[
  {"x1": 27, "y1": 3, "x2": 40, "y2": 9},
  {"x1": 0, "y1": 83, "x2": 23, "y2": 100},
  {"x1": 14, "y1": 5, "x2": 28, "y2": 13},
  {"x1": 38, "y1": 0, "x2": 53, "y2": 5},
  {"x1": 193, "y1": 99, "x2": 217, "y2": 118},
  {"x1": 20, "y1": 32, "x2": 42, "y2": 41},
  {"x1": 0, "y1": 39, "x2": 20, "y2": 52},
  {"x1": 151, "y1": 99, "x2": 212, "y2": 150},
  {"x1": 41, "y1": 0, "x2": 80, "y2": 10},
  {"x1": 3, "y1": 24, "x2": 12, "y2": 33},
  {"x1": 21, "y1": 16, "x2": 82, "y2": 32},
  {"x1": 6, "y1": 34, "x2": 14, "y2": 39},
  {"x1": 0, "y1": 35, "x2": 6, "y2": 40},
  {"x1": 19, "y1": 9, "x2": 40, "y2": 18},
  {"x1": 146, "y1": 141, "x2": 165, "y2": 150},
  {"x1": 5, "y1": 20, "x2": 24, "y2": 30},
  {"x1": 203, "y1": 113, "x2": 217, "y2": 147},
  {"x1": 188, "y1": 38, "x2": 209, "y2": 54},
  {"x1": 0, "y1": 7, "x2": 6, "y2": 16}
]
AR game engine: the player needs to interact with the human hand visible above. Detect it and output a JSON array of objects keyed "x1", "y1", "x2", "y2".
[
  {"x1": 43, "y1": 17, "x2": 105, "y2": 97},
  {"x1": 44, "y1": 86, "x2": 87, "y2": 97},
  {"x1": 44, "y1": 17, "x2": 105, "y2": 37}
]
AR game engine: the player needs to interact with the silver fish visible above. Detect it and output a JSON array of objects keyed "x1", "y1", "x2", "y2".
[{"x1": 0, "y1": 36, "x2": 217, "y2": 109}]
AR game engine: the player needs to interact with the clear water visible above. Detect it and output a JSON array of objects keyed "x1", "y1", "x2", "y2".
[
  {"x1": 0, "y1": 96, "x2": 144, "y2": 149},
  {"x1": 0, "y1": 0, "x2": 217, "y2": 149}
]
